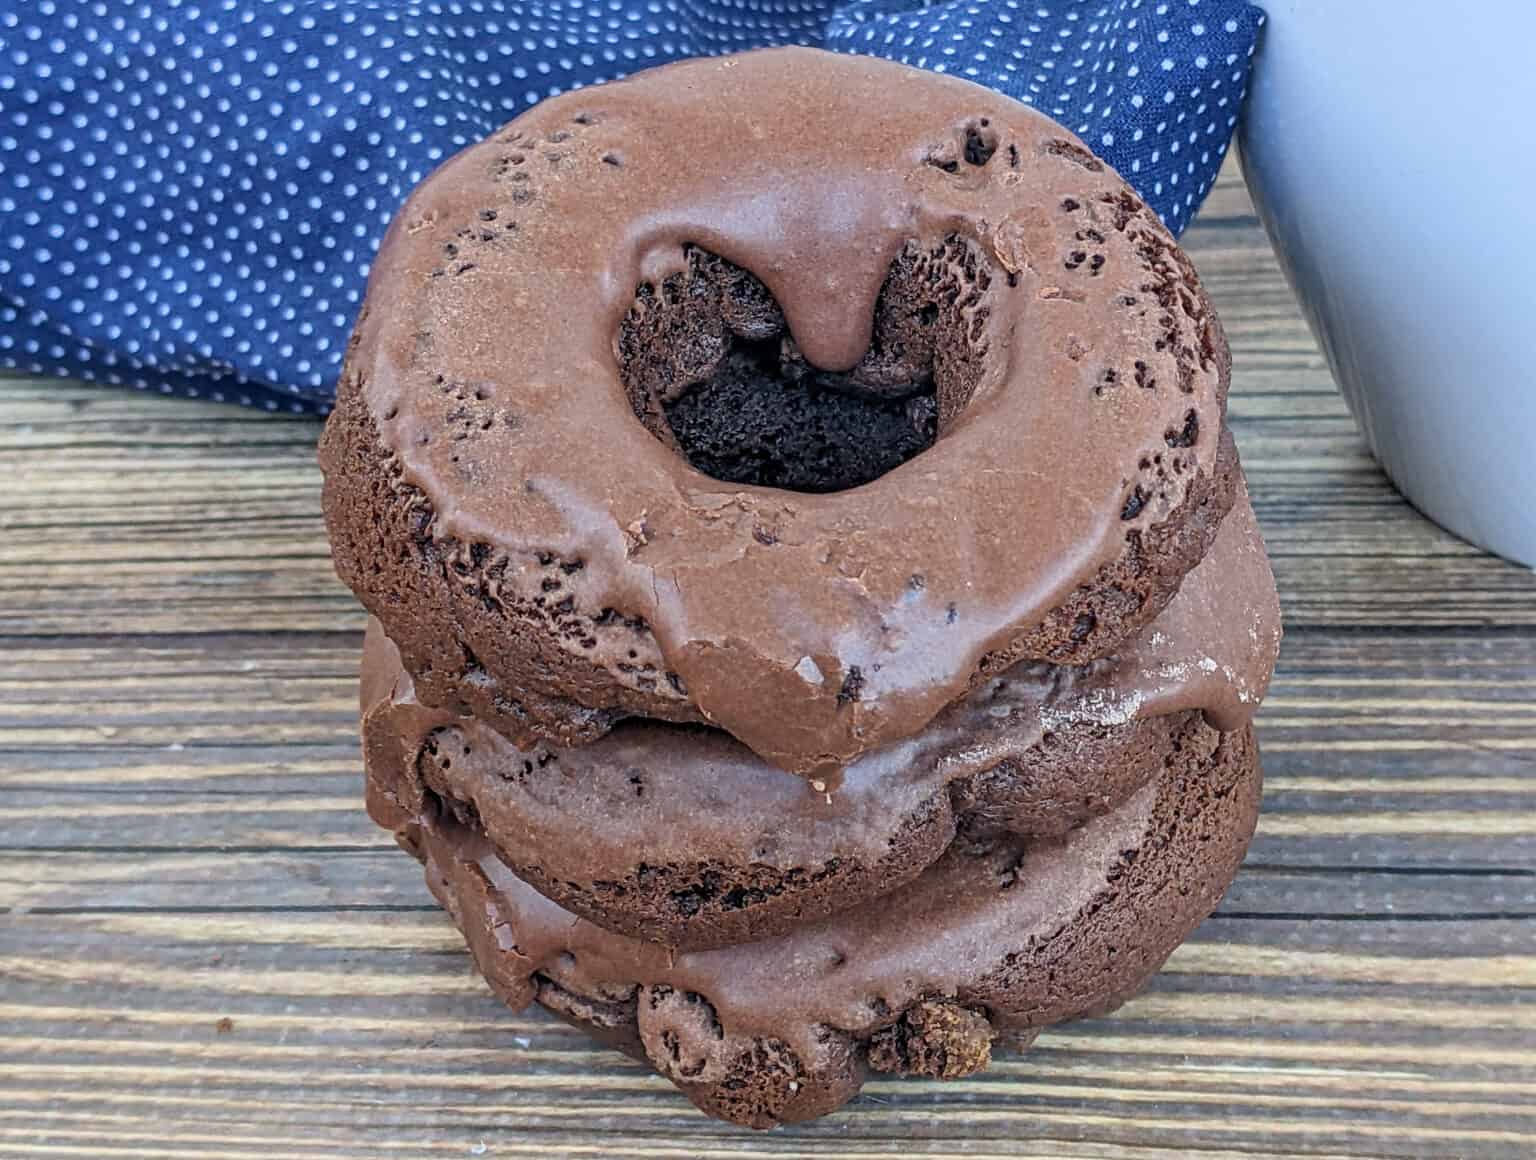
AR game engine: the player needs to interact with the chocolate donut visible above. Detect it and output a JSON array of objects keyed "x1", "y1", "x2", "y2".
[
  {"x1": 320, "y1": 47, "x2": 1238, "y2": 777},
  {"x1": 364, "y1": 486, "x2": 1279, "y2": 949},
  {"x1": 399, "y1": 717, "x2": 1262, "y2": 1128}
]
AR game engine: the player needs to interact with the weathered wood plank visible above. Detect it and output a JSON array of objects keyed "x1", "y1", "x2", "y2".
[
  {"x1": 3, "y1": 912, "x2": 1534, "y2": 1152},
  {"x1": 2, "y1": 920, "x2": 1533, "y2": 1158}
]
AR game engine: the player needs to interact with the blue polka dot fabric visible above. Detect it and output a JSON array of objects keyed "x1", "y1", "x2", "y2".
[{"x1": 0, "y1": 0, "x2": 1263, "y2": 414}]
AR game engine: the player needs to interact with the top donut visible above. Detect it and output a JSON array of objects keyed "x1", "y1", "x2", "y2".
[{"x1": 319, "y1": 47, "x2": 1238, "y2": 778}]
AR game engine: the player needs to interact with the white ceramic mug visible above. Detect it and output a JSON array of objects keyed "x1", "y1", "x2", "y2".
[{"x1": 1238, "y1": 0, "x2": 1536, "y2": 567}]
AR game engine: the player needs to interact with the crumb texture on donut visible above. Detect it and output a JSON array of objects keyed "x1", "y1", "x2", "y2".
[
  {"x1": 322, "y1": 362, "x2": 701, "y2": 749},
  {"x1": 866, "y1": 1000, "x2": 994, "y2": 1079}
]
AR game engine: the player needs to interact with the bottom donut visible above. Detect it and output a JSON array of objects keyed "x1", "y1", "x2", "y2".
[{"x1": 389, "y1": 715, "x2": 1262, "y2": 1128}]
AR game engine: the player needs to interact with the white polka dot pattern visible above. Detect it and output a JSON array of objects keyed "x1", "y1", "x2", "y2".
[{"x1": 0, "y1": 0, "x2": 1261, "y2": 412}]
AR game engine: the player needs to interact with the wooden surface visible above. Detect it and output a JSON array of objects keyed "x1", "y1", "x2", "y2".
[{"x1": 3, "y1": 158, "x2": 1535, "y2": 1159}]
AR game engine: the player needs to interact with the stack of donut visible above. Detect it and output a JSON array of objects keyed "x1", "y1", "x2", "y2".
[{"x1": 319, "y1": 48, "x2": 1282, "y2": 1128}]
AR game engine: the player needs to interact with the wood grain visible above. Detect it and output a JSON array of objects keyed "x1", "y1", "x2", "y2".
[{"x1": 2, "y1": 158, "x2": 1534, "y2": 1159}]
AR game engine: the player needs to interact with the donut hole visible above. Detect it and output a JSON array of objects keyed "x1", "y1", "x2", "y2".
[
  {"x1": 660, "y1": 336, "x2": 938, "y2": 494},
  {"x1": 618, "y1": 240, "x2": 993, "y2": 493}
]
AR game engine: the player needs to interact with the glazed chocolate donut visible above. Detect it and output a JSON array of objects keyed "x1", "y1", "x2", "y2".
[
  {"x1": 320, "y1": 47, "x2": 1238, "y2": 776},
  {"x1": 364, "y1": 485, "x2": 1279, "y2": 949},
  {"x1": 403, "y1": 718, "x2": 1262, "y2": 1128}
]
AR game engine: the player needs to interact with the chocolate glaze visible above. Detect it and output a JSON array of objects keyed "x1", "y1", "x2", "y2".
[
  {"x1": 408, "y1": 721, "x2": 1261, "y2": 1070},
  {"x1": 364, "y1": 486, "x2": 1278, "y2": 895},
  {"x1": 341, "y1": 47, "x2": 1232, "y2": 775}
]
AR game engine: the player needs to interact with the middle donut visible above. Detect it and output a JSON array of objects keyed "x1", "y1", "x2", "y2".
[{"x1": 365, "y1": 486, "x2": 1278, "y2": 951}]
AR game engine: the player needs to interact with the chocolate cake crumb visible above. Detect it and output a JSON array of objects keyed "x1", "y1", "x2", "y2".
[
  {"x1": 618, "y1": 237, "x2": 995, "y2": 493},
  {"x1": 867, "y1": 1000, "x2": 993, "y2": 1078}
]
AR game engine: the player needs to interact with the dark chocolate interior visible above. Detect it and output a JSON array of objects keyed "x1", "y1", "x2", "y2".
[{"x1": 618, "y1": 239, "x2": 995, "y2": 493}]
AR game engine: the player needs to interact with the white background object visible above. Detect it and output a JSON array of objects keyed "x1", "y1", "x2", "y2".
[{"x1": 1239, "y1": 0, "x2": 1536, "y2": 567}]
